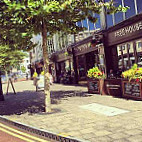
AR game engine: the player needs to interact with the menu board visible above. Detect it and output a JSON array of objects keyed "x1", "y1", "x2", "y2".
[
  {"x1": 124, "y1": 82, "x2": 141, "y2": 97},
  {"x1": 88, "y1": 81, "x2": 99, "y2": 93}
]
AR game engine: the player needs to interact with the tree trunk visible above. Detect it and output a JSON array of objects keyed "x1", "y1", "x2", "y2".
[
  {"x1": 42, "y1": 20, "x2": 51, "y2": 112},
  {"x1": 0, "y1": 72, "x2": 4, "y2": 101}
]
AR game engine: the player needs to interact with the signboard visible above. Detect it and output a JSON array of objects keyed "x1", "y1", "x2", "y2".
[
  {"x1": 123, "y1": 81, "x2": 142, "y2": 99},
  {"x1": 104, "y1": 79, "x2": 122, "y2": 97},
  {"x1": 74, "y1": 43, "x2": 91, "y2": 54},
  {"x1": 37, "y1": 76, "x2": 44, "y2": 88},
  {"x1": 88, "y1": 80, "x2": 100, "y2": 94},
  {"x1": 107, "y1": 20, "x2": 142, "y2": 46}
]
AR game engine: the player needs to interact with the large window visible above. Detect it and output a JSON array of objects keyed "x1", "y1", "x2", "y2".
[
  {"x1": 117, "y1": 38, "x2": 142, "y2": 71},
  {"x1": 117, "y1": 42, "x2": 136, "y2": 70},
  {"x1": 105, "y1": 0, "x2": 114, "y2": 27},
  {"x1": 136, "y1": 40, "x2": 142, "y2": 67},
  {"x1": 136, "y1": 0, "x2": 142, "y2": 13},
  {"x1": 94, "y1": 14, "x2": 101, "y2": 29},
  {"x1": 77, "y1": 21, "x2": 82, "y2": 27},
  {"x1": 82, "y1": 19, "x2": 88, "y2": 29},
  {"x1": 114, "y1": 0, "x2": 123, "y2": 24},
  {"x1": 124, "y1": 0, "x2": 136, "y2": 19},
  {"x1": 88, "y1": 20, "x2": 95, "y2": 30},
  {"x1": 106, "y1": 15, "x2": 113, "y2": 27},
  {"x1": 77, "y1": 55, "x2": 86, "y2": 80}
]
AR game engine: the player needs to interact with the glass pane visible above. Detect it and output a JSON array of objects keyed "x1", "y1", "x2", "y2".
[
  {"x1": 77, "y1": 21, "x2": 82, "y2": 27},
  {"x1": 77, "y1": 55, "x2": 86, "y2": 79},
  {"x1": 117, "y1": 46, "x2": 123, "y2": 76},
  {"x1": 94, "y1": 14, "x2": 101, "y2": 29},
  {"x1": 107, "y1": 15, "x2": 113, "y2": 27},
  {"x1": 137, "y1": 0, "x2": 142, "y2": 13},
  {"x1": 136, "y1": 40, "x2": 142, "y2": 67},
  {"x1": 82, "y1": 19, "x2": 88, "y2": 29},
  {"x1": 114, "y1": 0, "x2": 123, "y2": 24},
  {"x1": 124, "y1": 0, "x2": 136, "y2": 19},
  {"x1": 88, "y1": 20, "x2": 95, "y2": 30},
  {"x1": 127, "y1": 43, "x2": 135, "y2": 68}
]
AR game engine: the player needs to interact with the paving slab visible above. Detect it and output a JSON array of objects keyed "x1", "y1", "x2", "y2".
[{"x1": 1, "y1": 80, "x2": 142, "y2": 142}]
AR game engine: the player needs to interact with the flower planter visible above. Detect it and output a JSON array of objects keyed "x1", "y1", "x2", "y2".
[
  {"x1": 87, "y1": 78, "x2": 104, "y2": 94},
  {"x1": 103, "y1": 79, "x2": 122, "y2": 97},
  {"x1": 122, "y1": 79, "x2": 142, "y2": 100}
]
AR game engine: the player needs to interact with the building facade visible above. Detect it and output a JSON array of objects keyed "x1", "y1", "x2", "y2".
[{"x1": 29, "y1": 0, "x2": 142, "y2": 84}]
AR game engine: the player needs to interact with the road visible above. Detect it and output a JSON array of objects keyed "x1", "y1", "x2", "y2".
[{"x1": 0, "y1": 121, "x2": 51, "y2": 142}]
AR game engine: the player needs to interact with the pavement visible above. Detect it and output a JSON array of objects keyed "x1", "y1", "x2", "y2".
[{"x1": 1, "y1": 80, "x2": 142, "y2": 142}]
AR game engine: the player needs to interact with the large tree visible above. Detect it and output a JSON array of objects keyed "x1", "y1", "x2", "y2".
[
  {"x1": 1, "y1": 0, "x2": 128, "y2": 111},
  {"x1": 0, "y1": 45, "x2": 27, "y2": 75},
  {"x1": 0, "y1": 45, "x2": 27, "y2": 100}
]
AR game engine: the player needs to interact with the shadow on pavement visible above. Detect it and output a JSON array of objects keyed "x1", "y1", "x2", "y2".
[{"x1": 0, "y1": 90, "x2": 92, "y2": 115}]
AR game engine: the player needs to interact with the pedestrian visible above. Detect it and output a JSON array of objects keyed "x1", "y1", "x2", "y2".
[{"x1": 26, "y1": 73, "x2": 28, "y2": 80}]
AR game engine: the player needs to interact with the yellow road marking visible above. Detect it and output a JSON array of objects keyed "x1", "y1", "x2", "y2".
[
  {"x1": 0, "y1": 123, "x2": 49, "y2": 142},
  {"x1": 0, "y1": 127, "x2": 35, "y2": 142},
  {"x1": 58, "y1": 133, "x2": 69, "y2": 137}
]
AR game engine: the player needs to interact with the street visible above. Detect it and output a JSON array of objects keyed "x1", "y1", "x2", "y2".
[
  {"x1": 0, "y1": 121, "x2": 51, "y2": 142},
  {"x1": 1, "y1": 80, "x2": 142, "y2": 142}
]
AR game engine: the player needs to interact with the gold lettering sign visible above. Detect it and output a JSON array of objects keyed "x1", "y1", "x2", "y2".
[
  {"x1": 74, "y1": 43, "x2": 90, "y2": 53},
  {"x1": 115, "y1": 21, "x2": 142, "y2": 37}
]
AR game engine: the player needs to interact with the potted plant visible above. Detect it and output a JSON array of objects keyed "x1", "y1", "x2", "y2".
[
  {"x1": 122, "y1": 64, "x2": 142, "y2": 99},
  {"x1": 87, "y1": 66, "x2": 105, "y2": 94}
]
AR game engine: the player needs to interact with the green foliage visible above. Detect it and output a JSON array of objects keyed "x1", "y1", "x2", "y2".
[
  {"x1": 0, "y1": 45, "x2": 26, "y2": 71},
  {"x1": 21, "y1": 66, "x2": 26, "y2": 73},
  {"x1": 87, "y1": 66, "x2": 106, "y2": 79},
  {"x1": 122, "y1": 64, "x2": 142, "y2": 82},
  {"x1": 1, "y1": 0, "x2": 129, "y2": 37}
]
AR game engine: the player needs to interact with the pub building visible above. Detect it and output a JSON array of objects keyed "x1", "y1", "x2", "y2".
[
  {"x1": 53, "y1": 32, "x2": 106, "y2": 85},
  {"x1": 54, "y1": 13, "x2": 142, "y2": 100},
  {"x1": 71, "y1": 33, "x2": 106, "y2": 85},
  {"x1": 102, "y1": 13, "x2": 142, "y2": 99},
  {"x1": 54, "y1": 49, "x2": 74, "y2": 84}
]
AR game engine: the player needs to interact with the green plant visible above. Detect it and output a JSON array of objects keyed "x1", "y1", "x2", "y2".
[
  {"x1": 122, "y1": 64, "x2": 142, "y2": 82},
  {"x1": 21, "y1": 66, "x2": 26, "y2": 73},
  {"x1": 87, "y1": 66, "x2": 105, "y2": 79}
]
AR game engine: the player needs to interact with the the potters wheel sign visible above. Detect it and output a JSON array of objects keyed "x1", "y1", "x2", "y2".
[{"x1": 80, "y1": 103, "x2": 129, "y2": 116}]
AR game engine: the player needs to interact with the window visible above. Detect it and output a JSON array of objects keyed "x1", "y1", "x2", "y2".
[
  {"x1": 136, "y1": 40, "x2": 142, "y2": 67},
  {"x1": 82, "y1": 19, "x2": 88, "y2": 29},
  {"x1": 77, "y1": 21, "x2": 82, "y2": 27},
  {"x1": 77, "y1": 55, "x2": 86, "y2": 80},
  {"x1": 137, "y1": 0, "x2": 142, "y2": 13},
  {"x1": 94, "y1": 14, "x2": 101, "y2": 29},
  {"x1": 124, "y1": 0, "x2": 136, "y2": 19},
  {"x1": 106, "y1": 15, "x2": 113, "y2": 27},
  {"x1": 114, "y1": 0, "x2": 123, "y2": 24},
  {"x1": 88, "y1": 20, "x2": 95, "y2": 30}
]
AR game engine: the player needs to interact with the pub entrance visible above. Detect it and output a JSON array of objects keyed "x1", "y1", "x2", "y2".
[{"x1": 76, "y1": 49, "x2": 99, "y2": 82}]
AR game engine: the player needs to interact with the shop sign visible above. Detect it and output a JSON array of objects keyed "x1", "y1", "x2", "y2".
[
  {"x1": 115, "y1": 21, "x2": 142, "y2": 38},
  {"x1": 74, "y1": 43, "x2": 91, "y2": 53},
  {"x1": 123, "y1": 82, "x2": 141, "y2": 98},
  {"x1": 108, "y1": 21, "x2": 142, "y2": 46}
]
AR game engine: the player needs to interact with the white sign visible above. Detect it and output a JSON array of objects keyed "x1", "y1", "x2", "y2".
[{"x1": 115, "y1": 21, "x2": 142, "y2": 37}]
